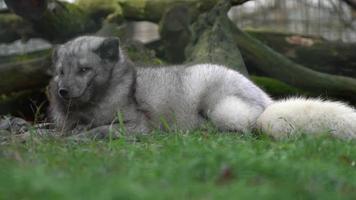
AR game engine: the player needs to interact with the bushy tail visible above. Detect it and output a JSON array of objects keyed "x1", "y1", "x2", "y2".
[{"x1": 256, "y1": 97, "x2": 356, "y2": 139}]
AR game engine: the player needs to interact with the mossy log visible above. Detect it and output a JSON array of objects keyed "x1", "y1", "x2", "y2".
[
  {"x1": 0, "y1": 52, "x2": 51, "y2": 94},
  {"x1": 4, "y1": 0, "x2": 98, "y2": 43},
  {"x1": 245, "y1": 30, "x2": 356, "y2": 78},
  {"x1": 251, "y1": 76, "x2": 310, "y2": 98},
  {"x1": 117, "y1": 0, "x2": 250, "y2": 22},
  {"x1": 0, "y1": 12, "x2": 37, "y2": 44},
  {"x1": 3, "y1": 0, "x2": 250, "y2": 43},
  {"x1": 234, "y1": 28, "x2": 356, "y2": 102}
]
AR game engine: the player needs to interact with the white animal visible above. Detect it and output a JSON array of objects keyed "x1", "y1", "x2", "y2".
[{"x1": 49, "y1": 36, "x2": 356, "y2": 140}]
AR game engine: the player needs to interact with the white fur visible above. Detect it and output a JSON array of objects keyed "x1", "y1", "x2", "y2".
[
  {"x1": 136, "y1": 63, "x2": 272, "y2": 131},
  {"x1": 208, "y1": 96, "x2": 261, "y2": 132},
  {"x1": 256, "y1": 97, "x2": 356, "y2": 139}
]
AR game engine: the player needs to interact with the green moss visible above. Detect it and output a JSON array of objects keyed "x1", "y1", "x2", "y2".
[
  {"x1": 0, "y1": 13, "x2": 22, "y2": 24},
  {"x1": 36, "y1": 2, "x2": 97, "y2": 41},
  {"x1": 118, "y1": 0, "x2": 147, "y2": 19},
  {"x1": 251, "y1": 76, "x2": 308, "y2": 97},
  {"x1": 76, "y1": 0, "x2": 123, "y2": 23},
  {"x1": 0, "y1": 14, "x2": 32, "y2": 43},
  {"x1": 186, "y1": 1, "x2": 248, "y2": 75},
  {"x1": 124, "y1": 41, "x2": 164, "y2": 65},
  {"x1": 0, "y1": 49, "x2": 51, "y2": 65}
]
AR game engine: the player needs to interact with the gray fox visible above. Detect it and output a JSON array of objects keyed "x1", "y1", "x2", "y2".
[{"x1": 49, "y1": 36, "x2": 356, "y2": 139}]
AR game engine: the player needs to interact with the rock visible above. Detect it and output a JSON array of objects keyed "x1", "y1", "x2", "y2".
[{"x1": 0, "y1": 116, "x2": 30, "y2": 134}]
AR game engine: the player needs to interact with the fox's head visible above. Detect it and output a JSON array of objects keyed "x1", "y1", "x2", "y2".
[{"x1": 51, "y1": 36, "x2": 125, "y2": 105}]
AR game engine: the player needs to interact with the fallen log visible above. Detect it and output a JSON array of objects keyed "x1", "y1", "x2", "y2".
[
  {"x1": 0, "y1": 53, "x2": 51, "y2": 94},
  {"x1": 0, "y1": 13, "x2": 37, "y2": 43},
  {"x1": 234, "y1": 28, "x2": 356, "y2": 102},
  {"x1": 3, "y1": 0, "x2": 251, "y2": 43},
  {"x1": 245, "y1": 30, "x2": 356, "y2": 78},
  {"x1": 4, "y1": 0, "x2": 98, "y2": 43},
  {"x1": 251, "y1": 76, "x2": 310, "y2": 98}
]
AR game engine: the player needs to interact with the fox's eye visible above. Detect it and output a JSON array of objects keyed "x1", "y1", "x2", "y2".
[{"x1": 78, "y1": 67, "x2": 91, "y2": 74}]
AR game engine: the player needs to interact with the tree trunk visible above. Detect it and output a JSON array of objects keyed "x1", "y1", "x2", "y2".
[{"x1": 185, "y1": 0, "x2": 248, "y2": 75}]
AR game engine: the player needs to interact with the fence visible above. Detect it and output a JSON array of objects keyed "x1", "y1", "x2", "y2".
[{"x1": 229, "y1": 0, "x2": 356, "y2": 42}]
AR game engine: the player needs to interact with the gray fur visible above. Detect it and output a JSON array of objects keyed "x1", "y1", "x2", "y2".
[{"x1": 49, "y1": 36, "x2": 272, "y2": 138}]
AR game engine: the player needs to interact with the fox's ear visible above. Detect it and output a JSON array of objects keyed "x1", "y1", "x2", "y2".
[
  {"x1": 52, "y1": 46, "x2": 59, "y2": 63},
  {"x1": 49, "y1": 46, "x2": 60, "y2": 76},
  {"x1": 94, "y1": 37, "x2": 120, "y2": 62}
]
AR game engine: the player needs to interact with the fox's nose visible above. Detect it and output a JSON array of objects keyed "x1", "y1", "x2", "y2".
[{"x1": 58, "y1": 88, "x2": 69, "y2": 99}]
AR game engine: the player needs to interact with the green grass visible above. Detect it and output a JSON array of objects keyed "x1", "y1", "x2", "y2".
[{"x1": 1, "y1": 131, "x2": 356, "y2": 200}]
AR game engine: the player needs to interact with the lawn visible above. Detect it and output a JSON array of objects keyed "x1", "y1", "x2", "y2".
[{"x1": 1, "y1": 131, "x2": 356, "y2": 200}]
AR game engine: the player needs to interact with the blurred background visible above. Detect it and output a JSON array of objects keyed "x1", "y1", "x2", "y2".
[
  {"x1": 0, "y1": 0, "x2": 355, "y2": 120},
  {"x1": 1, "y1": 0, "x2": 355, "y2": 56}
]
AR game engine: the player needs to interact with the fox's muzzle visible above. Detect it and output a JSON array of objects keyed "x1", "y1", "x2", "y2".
[{"x1": 58, "y1": 88, "x2": 70, "y2": 100}]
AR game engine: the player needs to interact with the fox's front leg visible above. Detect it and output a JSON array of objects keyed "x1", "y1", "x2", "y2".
[{"x1": 69, "y1": 120, "x2": 150, "y2": 141}]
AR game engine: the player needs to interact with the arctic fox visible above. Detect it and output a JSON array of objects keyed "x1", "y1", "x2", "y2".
[{"x1": 49, "y1": 36, "x2": 356, "y2": 139}]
